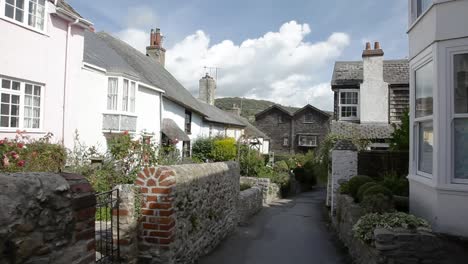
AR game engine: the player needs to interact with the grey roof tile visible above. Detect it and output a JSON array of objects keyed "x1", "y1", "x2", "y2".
[
  {"x1": 331, "y1": 121, "x2": 394, "y2": 139},
  {"x1": 331, "y1": 59, "x2": 409, "y2": 87}
]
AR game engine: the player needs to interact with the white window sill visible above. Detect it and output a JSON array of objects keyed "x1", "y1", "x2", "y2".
[
  {"x1": 0, "y1": 129, "x2": 47, "y2": 134},
  {"x1": 0, "y1": 16, "x2": 49, "y2": 37},
  {"x1": 102, "y1": 111, "x2": 138, "y2": 117}
]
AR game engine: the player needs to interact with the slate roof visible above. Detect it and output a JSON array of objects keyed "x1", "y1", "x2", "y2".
[
  {"x1": 331, "y1": 121, "x2": 394, "y2": 140},
  {"x1": 162, "y1": 119, "x2": 190, "y2": 141},
  {"x1": 52, "y1": 0, "x2": 83, "y2": 18},
  {"x1": 83, "y1": 31, "x2": 245, "y2": 128},
  {"x1": 331, "y1": 60, "x2": 409, "y2": 87},
  {"x1": 255, "y1": 104, "x2": 330, "y2": 119}
]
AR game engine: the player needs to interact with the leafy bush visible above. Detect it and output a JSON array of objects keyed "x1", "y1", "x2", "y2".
[
  {"x1": 348, "y1": 175, "x2": 374, "y2": 201},
  {"x1": 274, "y1": 160, "x2": 290, "y2": 173},
  {"x1": 357, "y1": 182, "x2": 378, "y2": 202},
  {"x1": 362, "y1": 185, "x2": 393, "y2": 201},
  {"x1": 361, "y1": 193, "x2": 395, "y2": 214},
  {"x1": 339, "y1": 181, "x2": 350, "y2": 194},
  {"x1": 381, "y1": 172, "x2": 409, "y2": 197},
  {"x1": 353, "y1": 212, "x2": 431, "y2": 243},
  {"x1": 390, "y1": 109, "x2": 409, "y2": 151},
  {"x1": 212, "y1": 137, "x2": 237, "y2": 161},
  {"x1": 239, "y1": 146, "x2": 265, "y2": 176},
  {"x1": 0, "y1": 132, "x2": 66, "y2": 173},
  {"x1": 192, "y1": 138, "x2": 214, "y2": 162}
]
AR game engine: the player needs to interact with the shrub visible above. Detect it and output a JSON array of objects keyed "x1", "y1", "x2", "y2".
[
  {"x1": 348, "y1": 175, "x2": 374, "y2": 201},
  {"x1": 274, "y1": 160, "x2": 290, "y2": 173},
  {"x1": 302, "y1": 160, "x2": 317, "y2": 186},
  {"x1": 353, "y1": 212, "x2": 431, "y2": 243},
  {"x1": 239, "y1": 147, "x2": 264, "y2": 176},
  {"x1": 339, "y1": 181, "x2": 350, "y2": 194},
  {"x1": 357, "y1": 182, "x2": 378, "y2": 202},
  {"x1": 212, "y1": 137, "x2": 237, "y2": 161},
  {"x1": 192, "y1": 138, "x2": 214, "y2": 162},
  {"x1": 0, "y1": 132, "x2": 67, "y2": 173},
  {"x1": 381, "y1": 172, "x2": 409, "y2": 197},
  {"x1": 362, "y1": 185, "x2": 393, "y2": 201},
  {"x1": 361, "y1": 193, "x2": 395, "y2": 214},
  {"x1": 390, "y1": 109, "x2": 409, "y2": 151}
]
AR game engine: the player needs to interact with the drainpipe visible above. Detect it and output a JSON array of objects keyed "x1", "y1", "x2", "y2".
[
  {"x1": 159, "y1": 95, "x2": 163, "y2": 145},
  {"x1": 61, "y1": 18, "x2": 80, "y2": 145}
]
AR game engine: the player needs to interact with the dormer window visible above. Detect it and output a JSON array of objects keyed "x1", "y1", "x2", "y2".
[{"x1": 3, "y1": 0, "x2": 46, "y2": 31}]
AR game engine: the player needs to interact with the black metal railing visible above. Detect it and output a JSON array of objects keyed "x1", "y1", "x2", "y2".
[{"x1": 95, "y1": 189, "x2": 120, "y2": 263}]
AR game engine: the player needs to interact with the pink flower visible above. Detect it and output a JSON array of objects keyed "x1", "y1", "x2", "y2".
[
  {"x1": 17, "y1": 160, "x2": 25, "y2": 167},
  {"x1": 12, "y1": 153, "x2": 19, "y2": 160},
  {"x1": 0, "y1": 140, "x2": 4, "y2": 145},
  {"x1": 17, "y1": 143, "x2": 24, "y2": 149},
  {"x1": 123, "y1": 131, "x2": 129, "y2": 135}
]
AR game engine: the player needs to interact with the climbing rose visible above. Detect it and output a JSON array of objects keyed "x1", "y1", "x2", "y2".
[
  {"x1": 123, "y1": 131, "x2": 129, "y2": 135},
  {"x1": 17, "y1": 143, "x2": 24, "y2": 149},
  {"x1": 17, "y1": 160, "x2": 25, "y2": 167},
  {"x1": 11, "y1": 152, "x2": 19, "y2": 160}
]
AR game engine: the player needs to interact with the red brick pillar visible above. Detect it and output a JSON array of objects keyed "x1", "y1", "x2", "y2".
[
  {"x1": 136, "y1": 167, "x2": 176, "y2": 253},
  {"x1": 61, "y1": 173, "x2": 97, "y2": 264}
]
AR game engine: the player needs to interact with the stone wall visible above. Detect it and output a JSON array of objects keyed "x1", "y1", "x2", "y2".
[
  {"x1": 334, "y1": 194, "x2": 444, "y2": 264},
  {"x1": 135, "y1": 162, "x2": 240, "y2": 264},
  {"x1": 238, "y1": 187, "x2": 263, "y2": 226},
  {"x1": 240, "y1": 177, "x2": 281, "y2": 205},
  {"x1": 0, "y1": 173, "x2": 96, "y2": 264}
]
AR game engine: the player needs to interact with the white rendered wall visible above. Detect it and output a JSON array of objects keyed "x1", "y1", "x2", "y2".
[
  {"x1": 0, "y1": 3, "x2": 85, "y2": 142},
  {"x1": 330, "y1": 149, "x2": 358, "y2": 215},
  {"x1": 360, "y1": 55, "x2": 389, "y2": 123},
  {"x1": 135, "y1": 86, "x2": 161, "y2": 144}
]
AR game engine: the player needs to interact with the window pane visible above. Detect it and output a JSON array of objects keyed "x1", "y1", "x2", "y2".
[
  {"x1": 5, "y1": 4, "x2": 14, "y2": 19},
  {"x1": 17, "y1": 0, "x2": 24, "y2": 9},
  {"x1": 122, "y1": 79, "x2": 129, "y2": 111},
  {"x1": 12, "y1": 95, "x2": 19, "y2": 104},
  {"x1": 33, "y1": 118, "x2": 39, "y2": 128},
  {"x1": 6, "y1": 0, "x2": 14, "y2": 4},
  {"x1": 415, "y1": 61, "x2": 433, "y2": 118},
  {"x1": 2, "y1": 80, "x2": 11, "y2": 89},
  {"x1": 34, "y1": 86, "x2": 40, "y2": 96},
  {"x1": 1, "y1": 94, "x2": 10, "y2": 103},
  {"x1": 33, "y1": 97, "x2": 40, "y2": 107},
  {"x1": 417, "y1": 0, "x2": 432, "y2": 16},
  {"x1": 107, "y1": 78, "x2": 118, "y2": 110},
  {"x1": 11, "y1": 105, "x2": 19, "y2": 116},
  {"x1": 454, "y1": 119, "x2": 468, "y2": 179},
  {"x1": 1, "y1": 104, "x2": 9, "y2": 115},
  {"x1": 24, "y1": 106, "x2": 32, "y2": 117},
  {"x1": 418, "y1": 122, "x2": 433, "y2": 174},
  {"x1": 454, "y1": 54, "x2": 468, "y2": 113},
  {"x1": 25, "y1": 84, "x2": 33, "y2": 94},
  {"x1": 10, "y1": 117, "x2": 18, "y2": 127},
  {"x1": 15, "y1": 8, "x2": 23, "y2": 22},
  {"x1": 12, "y1": 82, "x2": 20, "y2": 91},
  {"x1": 1, "y1": 116, "x2": 9, "y2": 127}
]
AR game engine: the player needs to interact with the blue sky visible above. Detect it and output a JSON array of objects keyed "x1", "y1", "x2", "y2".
[{"x1": 69, "y1": 0, "x2": 409, "y2": 110}]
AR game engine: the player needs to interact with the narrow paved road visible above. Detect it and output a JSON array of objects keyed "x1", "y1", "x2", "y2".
[{"x1": 198, "y1": 189, "x2": 349, "y2": 264}]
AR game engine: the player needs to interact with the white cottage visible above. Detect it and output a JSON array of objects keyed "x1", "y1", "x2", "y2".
[
  {"x1": 0, "y1": 0, "x2": 91, "y2": 142},
  {"x1": 408, "y1": 0, "x2": 468, "y2": 236}
]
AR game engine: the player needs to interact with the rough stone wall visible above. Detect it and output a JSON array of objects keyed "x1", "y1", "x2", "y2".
[
  {"x1": 240, "y1": 177, "x2": 281, "y2": 205},
  {"x1": 0, "y1": 173, "x2": 96, "y2": 264},
  {"x1": 292, "y1": 108, "x2": 330, "y2": 153},
  {"x1": 238, "y1": 187, "x2": 263, "y2": 226},
  {"x1": 255, "y1": 108, "x2": 292, "y2": 154},
  {"x1": 135, "y1": 162, "x2": 240, "y2": 264},
  {"x1": 330, "y1": 149, "x2": 358, "y2": 214},
  {"x1": 334, "y1": 194, "x2": 445, "y2": 264}
]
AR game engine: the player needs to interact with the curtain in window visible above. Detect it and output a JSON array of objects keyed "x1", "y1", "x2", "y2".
[
  {"x1": 130, "y1": 82, "x2": 136, "y2": 112},
  {"x1": 107, "y1": 78, "x2": 118, "y2": 110},
  {"x1": 122, "y1": 79, "x2": 129, "y2": 112}
]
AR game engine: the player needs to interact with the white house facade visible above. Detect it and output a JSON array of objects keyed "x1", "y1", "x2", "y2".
[
  {"x1": 0, "y1": 0, "x2": 91, "y2": 142},
  {"x1": 408, "y1": 0, "x2": 468, "y2": 237}
]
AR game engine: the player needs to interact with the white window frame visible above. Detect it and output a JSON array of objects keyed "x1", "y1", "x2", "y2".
[
  {"x1": 449, "y1": 48, "x2": 468, "y2": 184},
  {"x1": 105, "y1": 76, "x2": 138, "y2": 116},
  {"x1": 338, "y1": 89, "x2": 359, "y2": 121},
  {"x1": 413, "y1": 58, "x2": 434, "y2": 179},
  {"x1": 283, "y1": 137, "x2": 289, "y2": 147},
  {"x1": 0, "y1": 0, "x2": 48, "y2": 34},
  {"x1": 0, "y1": 76, "x2": 44, "y2": 132},
  {"x1": 298, "y1": 135, "x2": 318, "y2": 147}
]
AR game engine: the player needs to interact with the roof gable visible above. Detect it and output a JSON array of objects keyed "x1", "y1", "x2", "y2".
[
  {"x1": 331, "y1": 59, "x2": 409, "y2": 87},
  {"x1": 294, "y1": 104, "x2": 331, "y2": 118},
  {"x1": 255, "y1": 104, "x2": 294, "y2": 119}
]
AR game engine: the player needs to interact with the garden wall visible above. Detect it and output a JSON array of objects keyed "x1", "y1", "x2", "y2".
[
  {"x1": 240, "y1": 177, "x2": 281, "y2": 205},
  {"x1": 358, "y1": 151, "x2": 409, "y2": 178},
  {"x1": 238, "y1": 187, "x2": 263, "y2": 226},
  {"x1": 133, "y1": 162, "x2": 240, "y2": 264},
  {"x1": 0, "y1": 173, "x2": 96, "y2": 264},
  {"x1": 334, "y1": 194, "x2": 444, "y2": 264}
]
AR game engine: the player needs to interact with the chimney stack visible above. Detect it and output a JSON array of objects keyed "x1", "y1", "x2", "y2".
[
  {"x1": 147, "y1": 28, "x2": 166, "y2": 67},
  {"x1": 362, "y1": 41, "x2": 384, "y2": 57},
  {"x1": 199, "y1": 73, "x2": 216, "y2": 105},
  {"x1": 226, "y1": 104, "x2": 241, "y2": 116}
]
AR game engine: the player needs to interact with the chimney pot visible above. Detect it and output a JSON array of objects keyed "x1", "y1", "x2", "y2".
[
  {"x1": 374, "y1": 42, "x2": 381, "y2": 50},
  {"x1": 365, "y1": 42, "x2": 371, "y2": 50}
]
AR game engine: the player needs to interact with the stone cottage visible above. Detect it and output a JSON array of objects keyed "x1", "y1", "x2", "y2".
[
  {"x1": 255, "y1": 104, "x2": 330, "y2": 154},
  {"x1": 330, "y1": 42, "x2": 409, "y2": 149}
]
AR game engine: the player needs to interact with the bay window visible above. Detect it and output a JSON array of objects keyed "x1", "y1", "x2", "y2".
[
  {"x1": 107, "y1": 78, "x2": 118, "y2": 111},
  {"x1": 3, "y1": 0, "x2": 46, "y2": 31},
  {"x1": 0, "y1": 77, "x2": 42, "y2": 130},
  {"x1": 414, "y1": 61, "x2": 434, "y2": 177},
  {"x1": 339, "y1": 90, "x2": 359, "y2": 120},
  {"x1": 453, "y1": 53, "x2": 468, "y2": 180}
]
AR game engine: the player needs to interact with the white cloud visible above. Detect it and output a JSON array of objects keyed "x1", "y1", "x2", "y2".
[{"x1": 116, "y1": 20, "x2": 350, "y2": 110}]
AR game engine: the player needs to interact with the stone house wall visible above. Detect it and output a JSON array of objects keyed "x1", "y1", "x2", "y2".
[
  {"x1": 255, "y1": 108, "x2": 292, "y2": 154},
  {"x1": 133, "y1": 162, "x2": 240, "y2": 264},
  {"x1": 292, "y1": 108, "x2": 330, "y2": 153},
  {"x1": 240, "y1": 177, "x2": 281, "y2": 205},
  {"x1": 0, "y1": 173, "x2": 96, "y2": 264}
]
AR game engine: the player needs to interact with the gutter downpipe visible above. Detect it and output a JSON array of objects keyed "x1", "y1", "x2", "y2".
[{"x1": 61, "y1": 18, "x2": 80, "y2": 145}]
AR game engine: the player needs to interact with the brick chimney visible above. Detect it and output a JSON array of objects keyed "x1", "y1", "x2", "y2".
[
  {"x1": 146, "y1": 28, "x2": 166, "y2": 67},
  {"x1": 360, "y1": 41, "x2": 388, "y2": 124}
]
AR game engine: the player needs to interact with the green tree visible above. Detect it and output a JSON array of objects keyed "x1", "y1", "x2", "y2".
[{"x1": 390, "y1": 110, "x2": 410, "y2": 151}]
